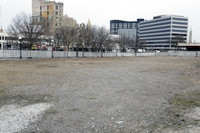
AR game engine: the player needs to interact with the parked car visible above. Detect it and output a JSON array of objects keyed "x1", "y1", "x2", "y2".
[
  {"x1": 40, "y1": 45, "x2": 48, "y2": 50},
  {"x1": 55, "y1": 45, "x2": 64, "y2": 51},
  {"x1": 31, "y1": 45, "x2": 38, "y2": 50},
  {"x1": 154, "y1": 50, "x2": 160, "y2": 53}
]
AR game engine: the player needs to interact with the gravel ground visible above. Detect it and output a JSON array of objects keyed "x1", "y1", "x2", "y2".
[{"x1": 0, "y1": 57, "x2": 200, "y2": 132}]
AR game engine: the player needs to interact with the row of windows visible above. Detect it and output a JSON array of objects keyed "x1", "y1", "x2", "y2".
[
  {"x1": 111, "y1": 30, "x2": 118, "y2": 34},
  {"x1": 140, "y1": 30, "x2": 170, "y2": 35},
  {"x1": 172, "y1": 30, "x2": 187, "y2": 33},
  {"x1": 40, "y1": 11, "x2": 62, "y2": 16},
  {"x1": 55, "y1": 5, "x2": 62, "y2": 10},
  {"x1": 0, "y1": 36, "x2": 4, "y2": 40},
  {"x1": 140, "y1": 26, "x2": 170, "y2": 31},
  {"x1": 55, "y1": 11, "x2": 62, "y2": 16},
  {"x1": 40, "y1": 5, "x2": 62, "y2": 10},
  {"x1": 173, "y1": 18, "x2": 188, "y2": 21},
  {"x1": 140, "y1": 22, "x2": 171, "y2": 28},
  {"x1": 140, "y1": 27, "x2": 187, "y2": 34},
  {"x1": 172, "y1": 25, "x2": 187, "y2": 29},
  {"x1": 0, "y1": 36, "x2": 17, "y2": 41},
  {"x1": 55, "y1": 17, "x2": 62, "y2": 21},
  {"x1": 172, "y1": 22, "x2": 187, "y2": 25},
  {"x1": 140, "y1": 33, "x2": 187, "y2": 38},
  {"x1": 172, "y1": 33, "x2": 187, "y2": 36},
  {"x1": 140, "y1": 20, "x2": 188, "y2": 29},
  {"x1": 140, "y1": 18, "x2": 171, "y2": 25},
  {"x1": 145, "y1": 41, "x2": 170, "y2": 44},
  {"x1": 141, "y1": 37, "x2": 170, "y2": 41},
  {"x1": 139, "y1": 34, "x2": 170, "y2": 38},
  {"x1": 140, "y1": 17, "x2": 187, "y2": 26},
  {"x1": 55, "y1": 23, "x2": 62, "y2": 27},
  {"x1": 111, "y1": 23, "x2": 138, "y2": 29}
]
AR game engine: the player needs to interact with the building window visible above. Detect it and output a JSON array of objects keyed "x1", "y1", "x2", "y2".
[
  {"x1": 47, "y1": 5, "x2": 49, "y2": 10},
  {"x1": 59, "y1": 17, "x2": 62, "y2": 21},
  {"x1": 47, "y1": 11, "x2": 49, "y2": 16},
  {"x1": 56, "y1": 6, "x2": 58, "y2": 10},
  {"x1": 59, "y1": 23, "x2": 62, "y2": 26},
  {"x1": 56, "y1": 23, "x2": 58, "y2": 27},
  {"x1": 0, "y1": 36, "x2": 1, "y2": 40},
  {"x1": 55, "y1": 11, "x2": 58, "y2": 15},
  {"x1": 40, "y1": 6, "x2": 42, "y2": 10},
  {"x1": 40, "y1": 11, "x2": 42, "y2": 16},
  {"x1": 119, "y1": 23, "x2": 122, "y2": 29},
  {"x1": 59, "y1": 12, "x2": 62, "y2": 16},
  {"x1": 111, "y1": 23, "x2": 115, "y2": 28},
  {"x1": 60, "y1": 6, "x2": 62, "y2": 10},
  {"x1": 55, "y1": 17, "x2": 58, "y2": 21},
  {"x1": 128, "y1": 23, "x2": 131, "y2": 28},
  {"x1": 5, "y1": 37, "x2": 9, "y2": 41},
  {"x1": 123, "y1": 23, "x2": 127, "y2": 29},
  {"x1": 47, "y1": 17, "x2": 49, "y2": 20},
  {"x1": 132, "y1": 23, "x2": 135, "y2": 28}
]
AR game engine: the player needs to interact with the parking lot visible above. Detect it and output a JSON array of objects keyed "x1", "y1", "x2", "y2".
[{"x1": 0, "y1": 57, "x2": 200, "y2": 132}]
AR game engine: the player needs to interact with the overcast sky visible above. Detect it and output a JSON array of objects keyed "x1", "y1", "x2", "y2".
[{"x1": 0, "y1": 0, "x2": 200, "y2": 42}]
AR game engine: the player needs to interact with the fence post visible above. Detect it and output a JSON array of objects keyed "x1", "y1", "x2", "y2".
[
  {"x1": 3, "y1": 48, "x2": 4, "y2": 59},
  {"x1": 196, "y1": 51, "x2": 198, "y2": 57}
]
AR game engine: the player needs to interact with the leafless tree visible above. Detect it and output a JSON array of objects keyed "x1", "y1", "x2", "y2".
[
  {"x1": 54, "y1": 28, "x2": 63, "y2": 47},
  {"x1": 119, "y1": 35, "x2": 129, "y2": 52},
  {"x1": 104, "y1": 38, "x2": 114, "y2": 52},
  {"x1": 61, "y1": 26, "x2": 77, "y2": 56},
  {"x1": 128, "y1": 37, "x2": 146, "y2": 56},
  {"x1": 7, "y1": 13, "x2": 50, "y2": 49},
  {"x1": 93, "y1": 26, "x2": 109, "y2": 57},
  {"x1": 82, "y1": 24, "x2": 94, "y2": 55},
  {"x1": 75, "y1": 24, "x2": 85, "y2": 57}
]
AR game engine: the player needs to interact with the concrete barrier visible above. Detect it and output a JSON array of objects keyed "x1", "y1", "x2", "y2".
[{"x1": 0, "y1": 50, "x2": 199, "y2": 59}]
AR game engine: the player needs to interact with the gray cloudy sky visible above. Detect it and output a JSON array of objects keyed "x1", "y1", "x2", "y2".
[{"x1": 0, "y1": 0, "x2": 200, "y2": 42}]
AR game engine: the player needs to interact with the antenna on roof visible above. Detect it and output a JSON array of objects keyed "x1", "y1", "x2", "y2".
[{"x1": 189, "y1": 27, "x2": 192, "y2": 43}]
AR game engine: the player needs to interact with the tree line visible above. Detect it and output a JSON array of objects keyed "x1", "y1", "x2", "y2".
[{"x1": 7, "y1": 13, "x2": 145, "y2": 57}]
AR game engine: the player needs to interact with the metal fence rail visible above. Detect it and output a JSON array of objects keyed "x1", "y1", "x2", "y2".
[{"x1": 0, "y1": 50, "x2": 199, "y2": 59}]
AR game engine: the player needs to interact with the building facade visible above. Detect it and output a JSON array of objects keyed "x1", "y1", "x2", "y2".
[
  {"x1": 110, "y1": 19, "x2": 144, "y2": 41},
  {"x1": 139, "y1": 15, "x2": 188, "y2": 49},
  {"x1": 32, "y1": 0, "x2": 64, "y2": 30},
  {"x1": 0, "y1": 32, "x2": 18, "y2": 49}
]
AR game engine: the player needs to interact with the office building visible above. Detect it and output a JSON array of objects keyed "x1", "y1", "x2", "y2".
[
  {"x1": 110, "y1": 19, "x2": 144, "y2": 41},
  {"x1": 139, "y1": 15, "x2": 188, "y2": 49}
]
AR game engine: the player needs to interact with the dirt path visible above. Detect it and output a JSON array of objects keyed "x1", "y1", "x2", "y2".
[{"x1": 0, "y1": 57, "x2": 200, "y2": 132}]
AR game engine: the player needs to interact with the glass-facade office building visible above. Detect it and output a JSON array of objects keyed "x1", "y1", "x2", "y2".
[
  {"x1": 110, "y1": 19, "x2": 144, "y2": 41},
  {"x1": 139, "y1": 15, "x2": 188, "y2": 48}
]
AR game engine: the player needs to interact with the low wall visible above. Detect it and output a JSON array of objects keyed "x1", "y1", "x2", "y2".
[{"x1": 0, "y1": 50, "x2": 199, "y2": 59}]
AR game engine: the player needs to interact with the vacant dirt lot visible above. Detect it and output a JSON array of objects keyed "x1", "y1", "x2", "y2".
[{"x1": 0, "y1": 57, "x2": 200, "y2": 133}]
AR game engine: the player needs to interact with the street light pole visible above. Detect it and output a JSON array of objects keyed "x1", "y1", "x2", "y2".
[
  {"x1": 51, "y1": 39, "x2": 54, "y2": 58},
  {"x1": 18, "y1": 36, "x2": 22, "y2": 59}
]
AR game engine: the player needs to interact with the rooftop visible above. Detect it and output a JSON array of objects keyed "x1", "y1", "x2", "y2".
[{"x1": 153, "y1": 15, "x2": 186, "y2": 19}]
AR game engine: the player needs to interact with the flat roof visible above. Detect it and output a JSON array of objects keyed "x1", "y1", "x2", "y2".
[{"x1": 140, "y1": 15, "x2": 188, "y2": 24}]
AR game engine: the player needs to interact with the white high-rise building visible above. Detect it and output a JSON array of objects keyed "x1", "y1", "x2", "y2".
[{"x1": 139, "y1": 15, "x2": 188, "y2": 49}]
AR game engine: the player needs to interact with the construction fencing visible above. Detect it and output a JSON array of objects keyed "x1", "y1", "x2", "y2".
[{"x1": 0, "y1": 50, "x2": 199, "y2": 59}]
